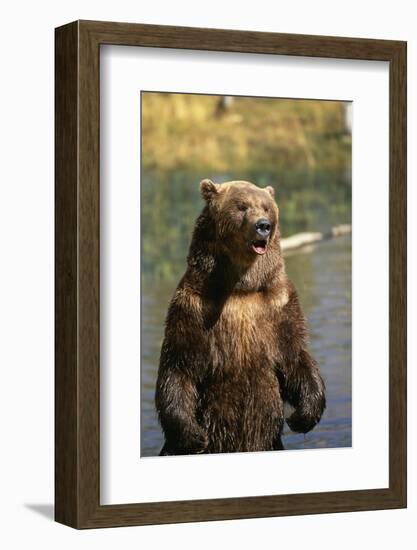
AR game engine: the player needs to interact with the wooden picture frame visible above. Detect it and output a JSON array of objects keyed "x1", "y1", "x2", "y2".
[{"x1": 55, "y1": 20, "x2": 407, "y2": 529}]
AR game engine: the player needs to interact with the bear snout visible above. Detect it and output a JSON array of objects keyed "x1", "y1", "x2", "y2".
[{"x1": 255, "y1": 218, "x2": 271, "y2": 238}]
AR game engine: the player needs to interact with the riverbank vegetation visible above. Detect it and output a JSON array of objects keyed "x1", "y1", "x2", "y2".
[
  {"x1": 141, "y1": 93, "x2": 352, "y2": 280},
  {"x1": 142, "y1": 93, "x2": 351, "y2": 174}
]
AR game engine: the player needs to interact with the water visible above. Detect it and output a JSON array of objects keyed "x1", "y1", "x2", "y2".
[
  {"x1": 141, "y1": 233, "x2": 352, "y2": 456},
  {"x1": 141, "y1": 168, "x2": 351, "y2": 455},
  {"x1": 282, "y1": 235, "x2": 352, "y2": 449}
]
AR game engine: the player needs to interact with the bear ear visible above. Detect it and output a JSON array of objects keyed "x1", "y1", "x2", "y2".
[
  {"x1": 200, "y1": 179, "x2": 220, "y2": 202},
  {"x1": 265, "y1": 185, "x2": 275, "y2": 198}
]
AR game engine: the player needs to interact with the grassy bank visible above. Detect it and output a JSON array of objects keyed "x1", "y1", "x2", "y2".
[
  {"x1": 141, "y1": 92, "x2": 352, "y2": 280},
  {"x1": 141, "y1": 93, "x2": 351, "y2": 174}
]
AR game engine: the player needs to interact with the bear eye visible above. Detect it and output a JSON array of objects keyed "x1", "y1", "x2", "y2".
[
  {"x1": 237, "y1": 204, "x2": 248, "y2": 212},
  {"x1": 262, "y1": 204, "x2": 270, "y2": 213}
]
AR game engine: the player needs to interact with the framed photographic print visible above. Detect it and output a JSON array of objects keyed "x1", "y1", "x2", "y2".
[{"x1": 55, "y1": 20, "x2": 406, "y2": 528}]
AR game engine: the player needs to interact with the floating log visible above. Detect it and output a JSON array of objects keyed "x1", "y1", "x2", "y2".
[{"x1": 281, "y1": 224, "x2": 351, "y2": 253}]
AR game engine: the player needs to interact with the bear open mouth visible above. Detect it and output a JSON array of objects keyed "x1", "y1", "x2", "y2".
[{"x1": 252, "y1": 239, "x2": 268, "y2": 255}]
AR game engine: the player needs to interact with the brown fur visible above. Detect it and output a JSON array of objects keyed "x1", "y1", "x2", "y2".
[{"x1": 155, "y1": 179, "x2": 326, "y2": 455}]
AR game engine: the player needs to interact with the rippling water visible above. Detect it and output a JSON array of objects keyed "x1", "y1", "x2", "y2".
[{"x1": 141, "y1": 234, "x2": 352, "y2": 456}]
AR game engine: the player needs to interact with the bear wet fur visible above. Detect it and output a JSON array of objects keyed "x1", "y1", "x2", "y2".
[{"x1": 155, "y1": 179, "x2": 326, "y2": 455}]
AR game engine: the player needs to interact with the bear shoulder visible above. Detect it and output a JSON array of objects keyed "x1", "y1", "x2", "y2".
[{"x1": 164, "y1": 280, "x2": 204, "y2": 338}]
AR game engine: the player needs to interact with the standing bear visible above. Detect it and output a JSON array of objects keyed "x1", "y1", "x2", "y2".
[{"x1": 155, "y1": 179, "x2": 326, "y2": 455}]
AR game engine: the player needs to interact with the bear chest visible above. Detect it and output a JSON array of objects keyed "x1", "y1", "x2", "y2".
[{"x1": 206, "y1": 292, "x2": 281, "y2": 368}]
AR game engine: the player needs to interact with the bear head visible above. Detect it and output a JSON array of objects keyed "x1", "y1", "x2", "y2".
[{"x1": 199, "y1": 179, "x2": 279, "y2": 263}]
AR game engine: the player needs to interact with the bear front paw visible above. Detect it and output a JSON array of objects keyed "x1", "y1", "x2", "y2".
[
  {"x1": 287, "y1": 410, "x2": 319, "y2": 434},
  {"x1": 182, "y1": 427, "x2": 209, "y2": 454},
  {"x1": 287, "y1": 394, "x2": 326, "y2": 434}
]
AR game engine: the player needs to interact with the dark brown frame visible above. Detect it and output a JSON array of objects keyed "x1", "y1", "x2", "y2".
[{"x1": 55, "y1": 20, "x2": 407, "y2": 529}]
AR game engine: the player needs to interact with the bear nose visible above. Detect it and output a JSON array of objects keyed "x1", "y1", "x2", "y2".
[{"x1": 255, "y1": 218, "x2": 271, "y2": 237}]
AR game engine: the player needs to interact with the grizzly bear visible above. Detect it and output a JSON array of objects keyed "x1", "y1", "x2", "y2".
[{"x1": 155, "y1": 179, "x2": 326, "y2": 455}]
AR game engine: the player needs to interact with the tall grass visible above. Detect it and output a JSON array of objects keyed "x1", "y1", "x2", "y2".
[{"x1": 141, "y1": 93, "x2": 351, "y2": 174}]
